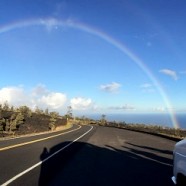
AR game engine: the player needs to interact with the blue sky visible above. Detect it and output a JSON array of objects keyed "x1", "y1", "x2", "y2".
[{"x1": 0, "y1": 0, "x2": 186, "y2": 116}]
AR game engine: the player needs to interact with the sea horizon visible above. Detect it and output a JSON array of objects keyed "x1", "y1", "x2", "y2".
[{"x1": 86, "y1": 113, "x2": 186, "y2": 129}]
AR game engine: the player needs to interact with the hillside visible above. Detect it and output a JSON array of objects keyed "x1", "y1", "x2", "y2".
[{"x1": 0, "y1": 107, "x2": 67, "y2": 138}]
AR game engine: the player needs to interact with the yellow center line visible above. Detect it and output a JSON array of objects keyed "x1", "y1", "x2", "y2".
[{"x1": 0, "y1": 125, "x2": 82, "y2": 152}]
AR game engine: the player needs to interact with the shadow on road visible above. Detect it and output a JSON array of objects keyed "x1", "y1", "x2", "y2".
[
  {"x1": 38, "y1": 141, "x2": 79, "y2": 185},
  {"x1": 38, "y1": 141, "x2": 174, "y2": 186},
  {"x1": 125, "y1": 142, "x2": 173, "y2": 155}
]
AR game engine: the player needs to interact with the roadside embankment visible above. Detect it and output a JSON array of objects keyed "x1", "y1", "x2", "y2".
[{"x1": 100, "y1": 122, "x2": 186, "y2": 142}]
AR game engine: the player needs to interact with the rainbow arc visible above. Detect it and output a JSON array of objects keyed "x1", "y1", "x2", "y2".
[{"x1": 0, "y1": 18, "x2": 179, "y2": 128}]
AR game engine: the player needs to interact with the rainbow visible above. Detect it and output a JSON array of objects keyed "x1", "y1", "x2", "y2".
[{"x1": 0, "y1": 18, "x2": 179, "y2": 128}]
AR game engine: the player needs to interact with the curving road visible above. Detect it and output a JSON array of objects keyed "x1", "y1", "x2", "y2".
[{"x1": 0, "y1": 125, "x2": 176, "y2": 186}]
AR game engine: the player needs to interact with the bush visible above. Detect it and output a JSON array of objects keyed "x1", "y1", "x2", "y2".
[
  {"x1": 49, "y1": 115, "x2": 57, "y2": 131},
  {"x1": 17, "y1": 106, "x2": 32, "y2": 117},
  {"x1": 0, "y1": 118, "x2": 6, "y2": 132}
]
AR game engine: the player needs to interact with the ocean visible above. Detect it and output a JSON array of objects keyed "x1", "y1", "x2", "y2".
[{"x1": 88, "y1": 113, "x2": 186, "y2": 129}]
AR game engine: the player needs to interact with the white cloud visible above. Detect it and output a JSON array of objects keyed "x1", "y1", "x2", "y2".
[
  {"x1": 32, "y1": 84, "x2": 48, "y2": 97},
  {"x1": 159, "y1": 69, "x2": 178, "y2": 80},
  {"x1": 39, "y1": 93, "x2": 67, "y2": 109},
  {"x1": 109, "y1": 104, "x2": 135, "y2": 111},
  {"x1": 0, "y1": 85, "x2": 67, "y2": 110},
  {"x1": 0, "y1": 86, "x2": 29, "y2": 106},
  {"x1": 100, "y1": 82, "x2": 121, "y2": 93},
  {"x1": 70, "y1": 97, "x2": 93, "y2": 110}
]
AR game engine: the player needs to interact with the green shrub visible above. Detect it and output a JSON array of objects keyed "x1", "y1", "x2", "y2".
[
  {"x1": 15, "y1": 112, "x2": 25, "y2": 126},
  {"x1": 49, "y1": 114, "x2": 57, "y2": 130},
  {"x1": 7, "y1": 113, "x2": 25, "y2": 132},
  {"x1": 17, "y1": 106, "x2": 32, "y2": 117},
  {"x1": 0, "y1": 118, "x2": 6, "y2": 131}
]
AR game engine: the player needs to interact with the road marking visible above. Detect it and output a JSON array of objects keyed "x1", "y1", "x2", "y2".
[
  {"x1": 123, "y1": 147, "x2": 172, "y2": 167},
  {"x1": 0, "y1": 125, "x2": 81, "y2": 152},
  {"x1": 1, "y1": 125, "x2": 93, "y2": 186},
  {"x1": 175, "y1": 152, "x2": 186, "y2": 158}
]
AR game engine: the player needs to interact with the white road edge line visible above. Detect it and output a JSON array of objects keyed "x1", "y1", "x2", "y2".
[
  {"x1": 0, "y1": 125, "x2": 82, "y2": 151},
  {"x1": 1, "y1": 125, "x2": 93, "y2": 186}
]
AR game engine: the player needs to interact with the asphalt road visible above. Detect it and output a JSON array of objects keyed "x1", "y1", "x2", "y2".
[
  {"x1": 0, "y1": 124, "x2": 93, "y2": 186},
  {"x1": 0, "y1": 125, "x2": 177, "y2": 186}
]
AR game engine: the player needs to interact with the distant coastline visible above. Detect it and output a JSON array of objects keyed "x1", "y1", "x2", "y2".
[{"x1": 87, "y1": 113, "x2": 186, "y2": 129}]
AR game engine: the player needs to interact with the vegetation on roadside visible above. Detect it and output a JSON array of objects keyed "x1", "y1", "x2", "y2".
[
  {"x1": 0, "y1": 102, "x2": 67, "y2": 137},
  {"x1": 105, "y1": 122, "x2": 186, "y2": 139},
  {"x1": 70, "y1": 113, "x2": 186, "y2": 140},
  {"x1": 1, "y1": 101, "x2": 185, "y2": 140},
  {"x1": 96, "y1": 115, "x2": 186, "y2": 140}
]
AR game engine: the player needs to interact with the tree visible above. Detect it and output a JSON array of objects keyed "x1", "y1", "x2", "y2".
[
  {"x1": 9, "y1": 113, "x2": 24, "y2": 131},
  {"x1": 0, "y1": 104, "x2": 2, "y2": 111},
  {"x1": 50, "y1": 111, "x2": 59, "y2": 118},
  {"x1": 18, "y1": 106, "x2": 32, "y2": 117},
  {"x1": 15, "y1": 112, "x2": 25, "y2": 126},
  {"x1": 35, "y1": 107, "x2": 43, "y2": 115},
  {"x1": 100, "y1": 114, "x2": 106, "y2": 125},
  {"x1": 10, "y1": 106, "x2": 14, "y2": 112},
  {"x1": 44, "y1": 108, "x2": 49, "y2": 115},
  {"x1": 66, "y1": 106, "x2": 73, "y2": 119},
  {"x1": 0, "y1": 118, "x2": 6, "y2": 132},
  {"x1": 49, "y1": 115, "x2": 57, "y2": 131},
  {"x1": 3, "y1": 101, "x2": 9, "y2": 111}
]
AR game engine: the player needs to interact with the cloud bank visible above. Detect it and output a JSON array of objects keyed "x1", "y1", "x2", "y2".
[
  {"x1": 0, "y1": 85, "x2": 96, "y2": 114},
  {"x1": 0, "y1": 85, "x2": 67, "y2": 110},
  {"x1": 0, "y1": 86, "x2": 28, "y2": 106}
]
